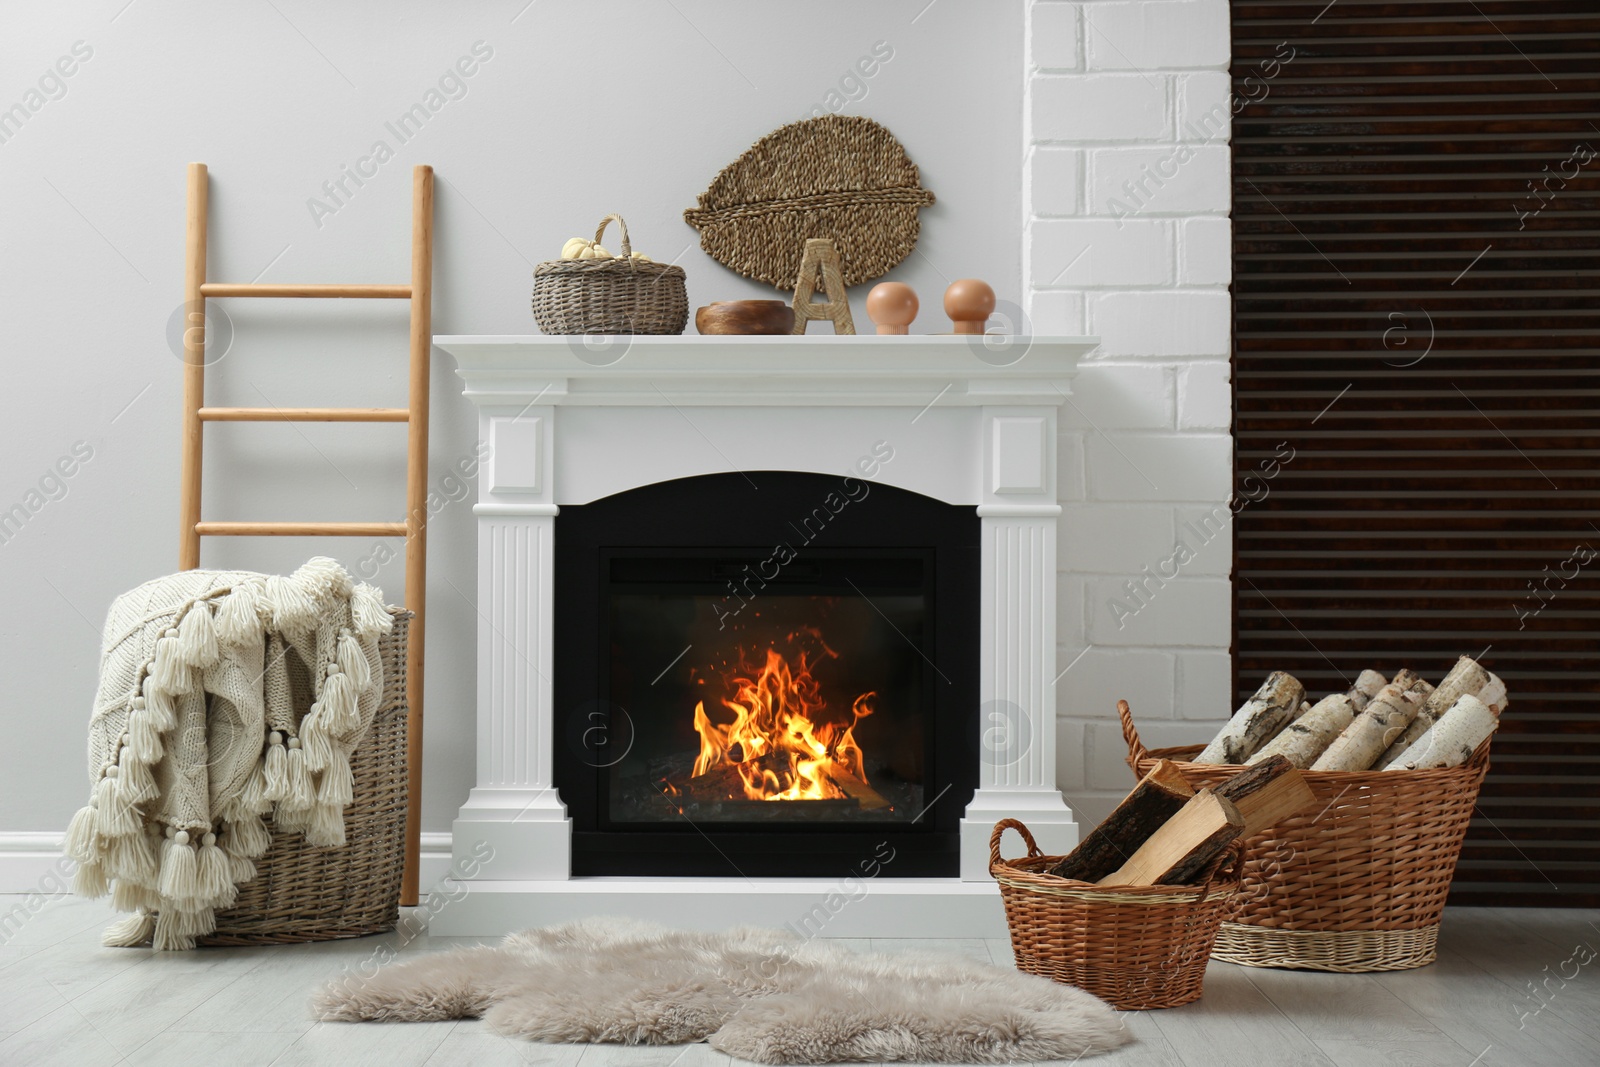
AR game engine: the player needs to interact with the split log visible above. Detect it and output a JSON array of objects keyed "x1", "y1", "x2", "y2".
[
  {"x1": 1046, "y1": 760, "x2": 1194, "y2": 881},
  {"x1": 1477, "y1": 672, "x2": 1509, "y2": 715},
  {"x1": 1311, "y1": 681, "x2": 1426, "y2": 772},
  {"x1": 1378, "y1": 656, "x2": 1485, "y2": 767},
  {"x1": 682, "y1": 751, "x2": 791, "y2": 801},
  {"x1": 1194, "y1": 671, "x2": 1306, "y2": 765},
  {"x1": 1098, "y1": 790, "x2": 1244, "y2": 887},
  {"x1": 1215, "y1": 755, "x2": 1316, "y2": 835},
  {"x1": 1385, "y1": 694, "x2": 1497, "y2": 770},
  {"x1": 826, "y1": 769, "x2": 891, "y2": 811}
]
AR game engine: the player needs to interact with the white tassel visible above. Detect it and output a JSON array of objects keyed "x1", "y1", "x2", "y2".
[
  {"x1": 227, "y1": 853, "x2": 257, "y2": 884},
  {"x1": 117, "y1": 749, "x2": 157, "y2": 808},
  {"x1": 224, "y1": 812, "x2": 271, "y2": 858},
  {"x1": 176, "y1": 602, "x2": 219, "y2": 667},
  {"x1": 305, "y1": 802, "x2": 346, "y2": 848},
  {"x1": 96, "y1": 777, "x2": 139, "y2": 837},
  {"x1": 105, "y1": 830, "x2": 158, "y2": 884},
  {"x1": 151, "y1": 908, "x2": 200, "y2": 953},
  {"x1": 214, "y1": 583, "x2": 261, "y2": 647},
  {"x1": 282, "y1": 746, "x2": 313, "y2": 810},
  {"x1": 316, "y1": 750, "x2": 354, "y2": 808},
  {"x1": 294, "y1": 556, "x2": 352, "y2": 601},
  {"x1": 236, "y1": 762, "x2": 269, "y2": 814},
  {"x1": 336, "y1": 632, "x2": 372, "y2": 690},
  {"x1": 111, "y1": 880, "x2": 161, "y2": 914},
  {"x1": 73, "y1": 860, "x2": 108, "y2": 898},
  {"x1": 157, "y1": 835, "x2": 202, "y2": 903},
  {"x1": 264, "y1": 574, "x2": 318, "y2": 635},
  {"x1": 262, "y1": 742, "x2": 288, "y2": 802},
  {"x1": 142, "y1": 685, "x2": 176, "y2": 732},
  {"x1": 197, "y1": 835, "x2": 236, "y2": 908},
  {"x1": 127, "y1": 711, "x2": 163, "y2": 764},
  {"x1": 298, "y1": 718, "x2": 334, "y2": 773},
  {"x1": 102, "y1": 911, "x2": 156, "y2": 948},
  {"x1": 321, "y1": 672, "x2": 359, "y2": 734},
  {"x1": 64, "y1": 803, "x2": 101, "y2": 863},
  {"x1": 150, "y1": 632, "x2": 191, "y2": 694},
  {"x1": 351, "y1": 583, "x2": 392, "y2": 636}
]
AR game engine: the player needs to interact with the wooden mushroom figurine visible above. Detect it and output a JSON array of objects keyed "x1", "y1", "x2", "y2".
[
  {"x1": 866, "y1": 282, "x2": 919, "y2": 335},
  {"x1": 944, "y1": 279, "x2": 995, "y2": 334}
]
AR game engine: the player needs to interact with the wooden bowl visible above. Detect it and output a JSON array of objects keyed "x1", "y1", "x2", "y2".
[{"x1": 695, "y1": 300, "x2": 795, "y2": 335}]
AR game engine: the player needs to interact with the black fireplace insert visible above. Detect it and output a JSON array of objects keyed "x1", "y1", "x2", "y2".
[{"x1": 553, "y1": 469, "x2": 979, "y2": 877}]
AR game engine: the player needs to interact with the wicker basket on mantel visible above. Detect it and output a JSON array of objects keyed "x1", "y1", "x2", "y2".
[
  {"x1": 197, "y1": 610, "x2": 412, "y2": 945},
  {"x1": 531, "y1": 213, "x2": 688, "y2": 336},
  {"x1": 1120, "y1": 700, "x2": 1490, "y2": 972}
]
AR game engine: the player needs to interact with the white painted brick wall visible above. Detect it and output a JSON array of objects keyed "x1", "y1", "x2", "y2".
[{"x1": 1026, "y1": 0, "x2": 1234, "y2": 819}]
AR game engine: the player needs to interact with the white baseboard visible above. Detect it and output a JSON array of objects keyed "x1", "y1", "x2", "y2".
[{"x1": 0, "y1": 831, "x2": 457, "y2": 895}]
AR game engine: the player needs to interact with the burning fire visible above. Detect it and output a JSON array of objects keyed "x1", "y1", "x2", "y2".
[{"x1": 690, "y1": 631, "x2": 876, "y2": 802}]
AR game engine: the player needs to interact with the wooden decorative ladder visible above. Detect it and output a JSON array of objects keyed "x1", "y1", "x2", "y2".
[{"x1": 177, "y1": 162, "x2": 432, "y2": 905}]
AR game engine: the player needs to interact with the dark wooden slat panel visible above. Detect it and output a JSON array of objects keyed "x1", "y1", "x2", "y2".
[{"x1": 1232, "y1": 1, "x2": 1600, "y2": 907}]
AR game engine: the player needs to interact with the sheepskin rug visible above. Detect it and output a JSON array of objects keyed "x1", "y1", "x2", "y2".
[{"x1": 310, "y1": 917, "x2": 1131, "y2": 1062}]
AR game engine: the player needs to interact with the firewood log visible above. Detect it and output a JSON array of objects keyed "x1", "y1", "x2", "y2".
[
  {"x1": 1349, "y1": 669, "x2": 1388, "y2": 712},
  {"x1": 1247, "y1": 693, "x2": 1357, "y2": 768},
  {"x1": 1214, "y1": 756, "x2": 1315, "y2": 835},
  {"x1": 1310, "y1": 680, "x2": 1426, "y2": 772},
  {"x1": 1384, "y1": 694, "x2": 1498, "y2": 770},
  {"x1": 1097, "y1": 789, "x2": 1244, "y2": 887},
  {"x1": 1377, "y1": 656, "x2": 1485, "y2": 767},
  {"x1": 1046, "y1": 759, "x2": 1193, "y2": 881},
  {"x1": 1194, "y1": 671, "x2": 1305, "y2": 765}
]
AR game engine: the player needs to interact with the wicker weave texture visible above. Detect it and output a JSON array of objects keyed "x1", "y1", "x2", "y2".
[
  {"x1": 1119, "y1": 700, "x2": 1490, "y2": 971},
  {"x1": 683, "y1": 115, "x2": 935, "y2": 290},
  {"x1": 1212, "y1": 922, "x2": 1440, "y2": 973},
  {"x1": 990, "y1": 819, "x2": 1240, "y2": 1010},
  {"x1": 531, "y1": 215, "x2": 687, "y2": 336},
  {"x1": 199, "y1": 611, "x2": 411, "y2": 946}
]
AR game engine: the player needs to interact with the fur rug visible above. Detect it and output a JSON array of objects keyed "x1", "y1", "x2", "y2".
[{"x1": 310, "y1": 917, "x2": 1131, "y2": 1062}]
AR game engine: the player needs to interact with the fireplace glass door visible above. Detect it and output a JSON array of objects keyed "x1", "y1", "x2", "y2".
[{"x1": 602, "y1": 555, "x2": 931, "y2": 828}]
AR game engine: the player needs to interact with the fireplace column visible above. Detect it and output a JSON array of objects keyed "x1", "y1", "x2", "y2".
[
  {"x1": 452, "y1": 409, "x2": 573, "y2": 879},
  {"x1": 957, "y1": 408, "x2": 1079, "y2": 878}
]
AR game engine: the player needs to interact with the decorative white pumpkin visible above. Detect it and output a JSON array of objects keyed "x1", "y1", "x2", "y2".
[{"x1": 560, "y1": 237, "x2": 652, "y2": 262}]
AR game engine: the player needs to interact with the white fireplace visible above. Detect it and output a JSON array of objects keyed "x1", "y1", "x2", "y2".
[{"x1": 430, "y1": 334, "x2": 1093, "y2": 937}]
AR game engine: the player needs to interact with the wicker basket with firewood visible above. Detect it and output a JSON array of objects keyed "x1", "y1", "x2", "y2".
[{"x1": 1121, "y1": 656, "x2": 1501, "y2": 972}]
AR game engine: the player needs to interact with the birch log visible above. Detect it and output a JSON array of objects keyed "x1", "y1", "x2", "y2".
[
  {"x1": 1248, "y1": 670, "x2": 1388, "y2": 768},
  {"x1": 1311, "y1": 681, "x2": 1425, "y2": 771},
  {"x1": 1477, "y1": 672, "x2": 1509, "y2": 714},
  {"x1": 1246, "y1": 693, "x2": 1358, "y2": 768},
  {"x1": 1377, "y1": 656, "x2": 1485, "y2": 768},
  {"x1": 1385, "y1": 694, "x2": 1497, "y2": 770},
  {"x1": 1194, "y1": 671, "x2": 1306, "y2": 765},
  {"x1": 1350, "y1": 669, "x2": 1388, "y2": 711}
]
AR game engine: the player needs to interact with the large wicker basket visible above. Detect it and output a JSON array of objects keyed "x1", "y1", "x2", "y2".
[
  {"x1": 990, "y1": 818, "x2": 1241, "y2": 1010},
  {"x1": 198, "y1": 609, "x2": 411, "y2": 945},
  {"x1": 531, "y1": 214, "x2": 688, "y2": 335},
  {"x1": 1119, "y1": 700, "x2": 1490, "y2": 972}
]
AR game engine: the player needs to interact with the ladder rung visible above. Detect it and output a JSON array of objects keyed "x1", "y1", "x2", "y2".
[
  {"x1": 195, "y1": 521, "x2": 408, "y2": 537},
  {"x1": 199, "y1": 283, "x2": 411, "y2": 299},
  {"x1": 199, "y1": 407, "x2": 409, "y2": 423}
]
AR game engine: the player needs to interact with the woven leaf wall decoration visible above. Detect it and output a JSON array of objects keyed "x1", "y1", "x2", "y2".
[{"x1": 683, "y1": 115, "x2": 936, "y2": 290}]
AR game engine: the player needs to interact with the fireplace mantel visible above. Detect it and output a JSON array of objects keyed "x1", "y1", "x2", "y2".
[{"x1": 432, "y1": 334, "x2": 1095, "y2": 937}]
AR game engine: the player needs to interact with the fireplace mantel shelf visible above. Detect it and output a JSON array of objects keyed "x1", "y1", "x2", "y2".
[{"x1": 435, "y1": 334, "x2": 1093, "y2": 406}]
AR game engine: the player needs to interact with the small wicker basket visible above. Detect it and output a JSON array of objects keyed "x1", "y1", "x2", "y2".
[
  {"x1": 198, "y1": 610, "x2": 411, "y2": 945},
  {"x1": 531, "y1": 214, "x2": 688, "y2": 335},
  {"x1": 990, "y1": 818, "x2": 1241, "y2": 1010},
  {"x1": 1120, "y1": 699, "x2": 1491, "y2": 973}
]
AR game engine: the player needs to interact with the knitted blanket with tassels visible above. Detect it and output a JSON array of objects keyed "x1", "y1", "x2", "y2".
[{"x1": 65, "y1": 557, "x2": 391, "y2": 950}]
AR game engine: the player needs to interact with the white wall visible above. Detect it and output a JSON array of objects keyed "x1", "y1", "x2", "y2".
[
  {"x1": 1026, "y1": 0, "x2": 1234, "y2": 828},
  {"x1": 0, "y1": 0, "x2": 1023, "y2": 847}
]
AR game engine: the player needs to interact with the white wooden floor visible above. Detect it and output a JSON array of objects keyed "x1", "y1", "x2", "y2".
[{"x1": 1, "y1": 896, "x2": 1595, "y2": 1066}]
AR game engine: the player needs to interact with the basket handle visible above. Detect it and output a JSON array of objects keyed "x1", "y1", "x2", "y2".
[
  {"x1": 1188, "y1": 839, "x2": 1244, "y2": 904},
  {"x1": 988, "y1": 818, "x2": 1043, "y2": 868},
  {"x1": 1118, "y1": 699, "x2": 1151, "y2": 767},
  {"x1": 594, "y1": 213, "x2": 634, "y2": 261}
]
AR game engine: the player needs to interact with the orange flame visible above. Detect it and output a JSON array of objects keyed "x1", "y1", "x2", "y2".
[{"x1": 690, "y1": 634, "x2": 875, "y2": 801}]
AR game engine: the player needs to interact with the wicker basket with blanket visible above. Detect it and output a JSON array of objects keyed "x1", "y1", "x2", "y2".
[{"x1": 65, "y1": 558, "x2": 404, "y2": 950}]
